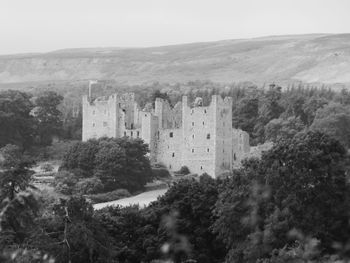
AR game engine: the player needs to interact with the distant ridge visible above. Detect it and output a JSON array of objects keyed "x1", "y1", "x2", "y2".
[{"x1": 0, "y1": 33, "x2": 349, "y2": 86}]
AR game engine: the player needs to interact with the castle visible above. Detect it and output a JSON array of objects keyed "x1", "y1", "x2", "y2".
[{"x1": 82, "y1": 89, "x2": 250, "y2": 177}]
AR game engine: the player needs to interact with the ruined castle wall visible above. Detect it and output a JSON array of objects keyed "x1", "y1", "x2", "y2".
[
  {"x1": 213, "y1": 96, "x2": 233, "y2": 175},
  {"x1": 181, "y1": 96, "x2": 216, "y2": 176},
  {"x1": 133, "y1": 103, "x2": 142, "y2": 128},
  {"x1": 232, "y1": 129, "x2": 250, "y2": 167},
  {"x1": 123, "y1": 128, "x2": 142, "y2": 139},
  {"x1": 141, "y1": 112, "x2": 159, "y2": 162},
  {"x1": 118, "y1": 93, "x2": 136, "y2": 129},
  {"x1": 154, "y1": 98, "x2": 182, "y2": 129},
  {"x1": 156, "y1": 129, "x2": 183, "y2": 171},
  {"x1": 82, "y1": 94, "x2": 119, "y2": 141}
]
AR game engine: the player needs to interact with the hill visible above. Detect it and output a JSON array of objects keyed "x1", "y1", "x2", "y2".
[{"x1": 0, "y1": 34, "x2": 349, "y2": 87}]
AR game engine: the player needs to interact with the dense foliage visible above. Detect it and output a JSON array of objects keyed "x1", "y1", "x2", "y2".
[
  {"x1": 1, "y1": 83, "x2": 350, "y2": 262},
  {"x1": 60, "y1": 137, "x2": 153, "y2": 192},
  {"x1": 95, "y1": 174, "x2": 226, "y2": 263},
  {"x1": 213, "y1": 131, "x2": 350, "y2": 262}
]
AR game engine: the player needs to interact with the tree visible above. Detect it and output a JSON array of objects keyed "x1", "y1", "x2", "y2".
[
  {"x1": 36, "y1": 196, "x2": 111, "y2": 263},
  {"x1": 265, "y1": 117, "x2": 305, "y2": 142},
  {"x1": 0, "y1": 144, "x2": 34, "y2": 200},
  {"x1": 60, "y1": 139, "x2": 100, "y2": 176},
  {"x1": 213, "y1": 131, "x2": 350, "y2": 262},
  {"x1": 280, "y1": 94, "x2": 307, "y2": 124},
  {"x1": 302, "y1": 96, "x2": 328, "y2": 126},
  {"x1": 94, "y1": 138, "x2": 152, "y2": 192},
  {"x1": 254, "y1": 85, "x2": 284, "y2": 144},
  {"x1": 311, "y1": 102, "x2": 350, "y2": 148},
  {"x1": 61, "y1": 137, "x2": 153, "y2": 192},
  {"x1": 0, "y1": 144, "x2": 38, "y2": 250},
  {"x1": 96, "y1": 175, "x2": 227, "y2": 263},
  {"x1": 0, "y1": 90, "x2": 35, "y2": 150},
  {"x1": 33, "y1": 91, "x2": 63, "y2": 145},
  {"x1": 232, "y1": 96, "x2": 259, "y2": 138}
]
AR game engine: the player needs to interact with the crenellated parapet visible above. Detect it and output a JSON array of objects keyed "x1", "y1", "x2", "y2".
[{"x1": 82, "y1": 88, "x2": 251, "y2": 177}]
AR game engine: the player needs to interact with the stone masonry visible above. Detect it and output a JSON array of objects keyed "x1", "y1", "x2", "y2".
[{"x1": 82, "y1": 90, "x2": 250, "y2": 177}]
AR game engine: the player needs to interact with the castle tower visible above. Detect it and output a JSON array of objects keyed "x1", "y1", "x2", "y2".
[{"x1": 82, "y1": 94, "x2": 120, "y2": 141}]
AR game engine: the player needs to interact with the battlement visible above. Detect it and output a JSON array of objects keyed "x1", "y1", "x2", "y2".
[{"x1": 82, "y1": 90, "x2": 250, "y2": 177}]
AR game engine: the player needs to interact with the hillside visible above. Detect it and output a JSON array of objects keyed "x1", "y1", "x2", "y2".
[{"x1": 0, "y1": 34, "x2": 349, "y2": 86}]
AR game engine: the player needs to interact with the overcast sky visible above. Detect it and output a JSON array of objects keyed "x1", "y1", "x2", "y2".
[{"x1": 0, "y1": 0, "x2": 349, "y2": 55}]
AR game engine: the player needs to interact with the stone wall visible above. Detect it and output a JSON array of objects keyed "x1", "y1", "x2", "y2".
[
  {"x1": 154, "y1": 98, "x2": 182, "y2": 129},
  {"x1": 82, "y1": 91, "x2": 253, "y2": 177},
  {"x1": 181, "y1": 96, "x2": 216, "y2": 176},
  {"x1": 82, "y1": 94, "x2": 119, "y2": 141},
  {"x1": 156, "y1": 129, "x2": 183, "y2": 171},
  {"x1": 232, "y1": 129, "x2": 250, "y2": 167}
]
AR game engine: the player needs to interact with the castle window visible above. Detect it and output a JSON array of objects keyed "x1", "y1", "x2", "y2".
[
  {"x1": 158, "y1": 131, "x2": 160, "y2": 139},
  {"x1": 207, "y1": 148, "x2": 210, "y2": 152},
  {"x1": 200, "y1": 166, "x2": 203, "y2": 170},
  {"x1": 92, "y1": 123, "x2": 95, "y2": 127},
  {"x1": 192, "y1": 122, "x2": 194, "y2": 126},
  {"x1": 207, "y1": 133, "x2": 210, "y2": 139},
  {"x1": 131, "y1": 123, "x2": 134, "y2": 129},
  {"x1": 103, "y1": 122, "x2": 108, "y2": 127},
  {"x1": 131, "y1": 131, "x2": 133, "y2": 137},
  {"x1": 192, "y1": 134, "x2": 194, "y2": 139},
  {"x1": 172, "y1": 153, "x2": 175, "y2": 157},
  {"x1": 204, "y1": 109, "x2": 207, "y2": 114},
  {"x1": 169, "y1": 132, "x2": 173, "y2": 138},
  {"x1": 234, "y1": 153, "x2": 237, "y2": 161},
  {"x1": 124, "y1": 131, "x2": 126, "y2": 136},
  {"x1": 192, "y1": 149, "x2": 194, "y2": 153},
  {"x1": 137, "y1": 131, "x2": 140, "y2": 137},
  {"x1": 203, "y1": 121, "x2": 205, "y2": 126}
]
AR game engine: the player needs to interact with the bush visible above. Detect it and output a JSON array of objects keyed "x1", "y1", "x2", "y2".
[
  {"x1": 54, "y1": 171, "x2": 78, "y2": 195},
  {"x1": 177, "y1": 166, "x2": 190, "y2": 175},
  {"x1": 153, "y1": 162, "x2": 167, "y2": 169},
  {"x1": 75, "y1": 177, "x2": 104, "y2": 195},
  {"x1": 87, "y1": 189, "x2": 131, "y2": 204},
  {"x1": 152, "y1": 168, "x2": 171, "y2": 179}
]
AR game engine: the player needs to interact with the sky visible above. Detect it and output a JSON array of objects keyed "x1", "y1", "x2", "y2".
[{"x1": 0, "y1": 0, "x2": 349, "y2": 55}]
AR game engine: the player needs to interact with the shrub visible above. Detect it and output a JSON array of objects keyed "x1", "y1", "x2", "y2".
[
  {"x1": 152, "y1": 168, "x2": 171, "y2": 179},
  {"x1": 54, "y1": 171, "x2": 78, "y2": 195},
  {"x1": 88, "y1": 189, "x2": 131, "y2": 204},
  {"x1": 75, "y1": 177, "x2": 104, "y2": 195},
  {"x1": 153, "y1": 162, "x2": 166, "y2": 169},
  {"x1": 177, "y1": 166, "x2": 190, "y2": 175}
]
